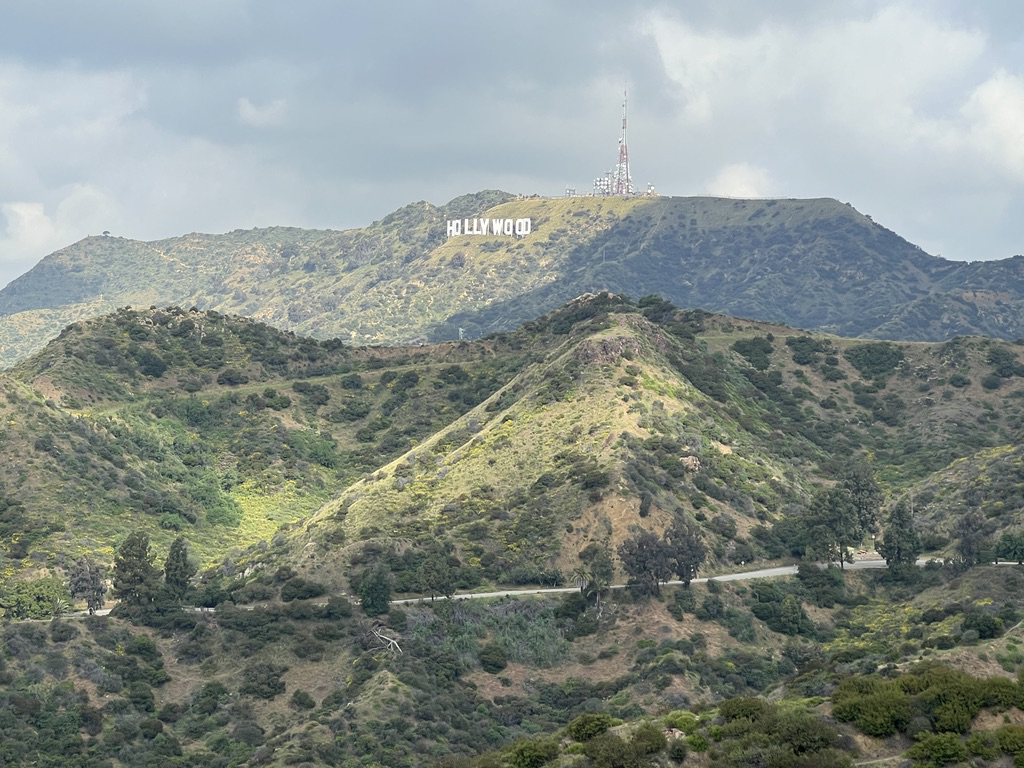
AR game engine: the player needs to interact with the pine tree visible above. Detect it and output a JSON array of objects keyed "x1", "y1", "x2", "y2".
[
  {"x1": 805, "y1": 462, "x2": 882, "y2": 568},
  {"x1": 164, "y1": 536, "x2": 197, "y2": 600},
  {"x1": 417, "y1": 545, "x2": 456, "y2": 601},
  {"x1": 875, "y1": 498, "x2": 922, "y2": 578},
  {"x1": 358, "y1": 564, "x2": 392, "y2": 616},
  {"x1": 112, "y1": 531, "x2": 161, "y2": 609},
  {"x1": 69, "y1": 556, "x2": 107, "y2": 614},
  {"x1": 953, "y1": 510, "x2": 989, "y2": 568}
]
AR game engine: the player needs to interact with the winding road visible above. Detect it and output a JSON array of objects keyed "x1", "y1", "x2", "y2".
[{"x1": 59, "y1": 557, "x2": 1018, "y2": 618}]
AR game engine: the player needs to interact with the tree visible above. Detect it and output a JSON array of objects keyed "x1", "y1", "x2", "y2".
[
  {"x1": 69, "y1": 556, "x2": 107, "y2": 614},
  {"x1": 163, "y1": 537, "x2": 197, "y2": 600},
  {"x1": 358, "y1": 564, "x2": 392, "y2": 616},
  {"x1": 111, "y1": 531, "x2": 161, "y2": 610},
  {"x1": 417, "y1": 545, "x2": 457, "y2": 601},
  {"x1": 875, "y1": 498, "x2": 922, "y2": 578},
  {"x1": 570, "y1": 565, "x2": 590, "y2": 595},
  {"x1": 953, "y1": 510, "x2": 989, "y2": 568},
  {"x1": 805, "y1": 462, "x2": 882, "y2": 568},
  {"x1": 618, "y1": 530, "x2": 672, "y2": 596},
  {"x1": 577, "y1": 543, "x2": 615, "y2": 608},
  {"x1": 996, "y1": 531, "x2": 1024, "y2": 564},
  {"x1": 0, "y1": 576, "x2": 71, "y2": 619},
  {"x1": 665, "y1": 517, "x2": 706, "y2": 587}
]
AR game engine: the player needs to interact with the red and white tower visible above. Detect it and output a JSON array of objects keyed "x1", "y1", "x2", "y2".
[{"x1": 612, "y1": 88, "x2": 633, "y2": 196}]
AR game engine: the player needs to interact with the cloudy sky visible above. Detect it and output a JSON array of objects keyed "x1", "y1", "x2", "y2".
[{"x1": 1, "y1": 1, "x2": 1023, "y2": 289}]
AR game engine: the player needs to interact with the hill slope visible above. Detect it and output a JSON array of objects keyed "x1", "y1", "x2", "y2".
[
  {"x1": 3, "y1": 192, "x2": 1024, "y2": 368},
  {"x1": 2, "y1": 296, "x2": 1024, "y2": 578}
]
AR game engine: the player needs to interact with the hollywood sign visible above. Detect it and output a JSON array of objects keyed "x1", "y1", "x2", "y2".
[{"x1": 446, "y1": 217, "x2": 532, "y2": 237}]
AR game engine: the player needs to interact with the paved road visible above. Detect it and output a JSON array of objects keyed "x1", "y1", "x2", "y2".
[
  {"x1": 391, "y1": 558, "x2": 898, "y2": 604},
  {"x1": 61, "y1": 558, "x2": 1020, "y2": 615}
]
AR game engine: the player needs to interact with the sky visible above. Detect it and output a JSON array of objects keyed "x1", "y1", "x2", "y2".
[{"x1": 1, "y1": 0, "x2": 1023, "y2": 290}]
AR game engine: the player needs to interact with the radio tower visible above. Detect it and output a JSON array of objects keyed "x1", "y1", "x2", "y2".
[{"x1": 612, "y1": 87, "x2": 633, "y2": 195}]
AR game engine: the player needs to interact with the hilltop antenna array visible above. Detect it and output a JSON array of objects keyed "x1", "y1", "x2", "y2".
[
  {"x1": 585, "y1": 87, "x2": 654, "y2": 198},
  {"x1": 613, "y1": 88, "x2": 632, "y2": 195}
]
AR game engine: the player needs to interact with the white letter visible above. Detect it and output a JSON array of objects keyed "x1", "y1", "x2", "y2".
[
  {"x1": 503, "y1": 219, "x2": 514, "y2": 236},
  {"x1": 515, "y1": 218, "x2": 531, "y2": 236},
  {"x1": 447, "y1": 220, "x2": 460, "y2": 237},
  {"x1": 480, "y1": 219, "x2": 490, "y2": 235}
]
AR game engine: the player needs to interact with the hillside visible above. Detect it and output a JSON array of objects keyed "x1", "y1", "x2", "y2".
[
  {"x1": 280, "y1": 295, "x2": 1024, "y2": 593},
  {"x1": 3, "y1": 191, "x2": 1024, "y2": 369},
  {"x1": 3, "y1": 295, "x2": 1023, "y2": 584},
  {"x1": 0, "y1": 306, "x2": 534, "y2": 568},
  {"x1": 3, "y1": 297, "x2": 1024, "y2": 766}
]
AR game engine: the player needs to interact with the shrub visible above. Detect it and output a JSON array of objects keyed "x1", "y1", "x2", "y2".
[
  {"x1": 667, "y1": 737, "x2": 688, "y2": 761},
  {"x1": 216, "y1": 368, "x2": 249, "y2": 386},
  {"x1": 290, "y1": 690, "x2": 316, "y2": 710},
  {"x1": 630, "y1": 722, "x2": 667, "y2": 754},
  {"x1": 663, "y1": 710, "x2": 698, "y2": 734},
  {"x1": 687, "y1": 732, "x2": 709, "y2": 752},
  {"x1": 966, "y1": 730, "x2": 1000, "y2": 759},
  {"x1": 507, "y1": 736, "x2": 558, "y2": 768},
  {"x1": 280, "y1": 577, "x2": 327, "y2": 602},
  {"x1": 844, "y1": 342, "x2": 904, "y2": 379},
  {"x1": 905, "y1": 732, "x2": 967, "y2": 767},
  {"x1": 479, "y1": 642, "x2": 508, "y2": 674},
  {"x1": 832, "y1": 687, "x2": 910, "y2": 737},
  {"x1": 567, "y1": 712, "x2": 615, "y2": 742},
  {"x1": 239, "y1": 663, "x2": 287, "y2": 699},
  {"x1": 719, "y1": 697, "x2": 770, "y2": 723},
  {"x1": 731, "y1": 337, "x2": 774, "y2": 371},
  {"x1": 961, "y1": 612, "x2": 1003, "y2": 640}
]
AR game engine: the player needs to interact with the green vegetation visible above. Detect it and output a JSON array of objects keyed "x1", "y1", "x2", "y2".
[
  {"x1": 1, "y1": 290, "x2": 1024, "y2": 765},
  {"x1": 7, "y1": 192, "x2": 1024, "y2": 373}
]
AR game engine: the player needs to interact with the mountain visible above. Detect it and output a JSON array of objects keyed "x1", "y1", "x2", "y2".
[
  {"x1": 3, "y1": 295, "x2": 1023, "y2": 583},
  {"x1": 3, "y1": 191, "x2": 1024, "y2": 369}
]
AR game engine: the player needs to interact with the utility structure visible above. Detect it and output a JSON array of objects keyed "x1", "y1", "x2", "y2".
[{"x1": 593, "y1": 88, "x2": 638, "y2": 196}]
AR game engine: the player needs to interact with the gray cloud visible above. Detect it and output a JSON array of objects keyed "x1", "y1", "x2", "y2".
[{"x1": 1, "y1": 0, "x2": 1022, "y2": 290}]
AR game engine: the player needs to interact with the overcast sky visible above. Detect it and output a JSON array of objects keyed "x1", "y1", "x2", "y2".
[{"x1": 1, "y1": 1, "x2": 1023, "y2": 289}]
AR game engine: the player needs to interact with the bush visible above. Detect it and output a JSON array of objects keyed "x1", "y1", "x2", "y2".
[
  {"x1": 290, "y1": 690, "x2": 315, "y2": 710},
  {"x1": 961, "y1": 612, "x2": 1003, "y2": 640},
  {"x1": 844, "y1": 342, "x2": 904, "y2": 379},
  {"x1": 630, "y1": 722, "x2": 667, "y2": 754},
  {"x1": 239, "y1": 663, "x2": 287, "y2": 699},
  {"x1": 663, "y1": 710, "x2": 698, "y2": 734},
  {"x1": 479, "y1": 642, "x2": 508, "y2": 674},
  {"x1": 966, "y1": 730, "x2": 1000, "y2": 759},
  {"x1": 280, "y1": 577, "x2": 327, "y2": 602},
  {"x1": 567, "y1": 712, "x2": 615, "y2": 742},
  {"x1": 905, "y1": 732, "x2": 967, "y2": 767},
  {"x1": 507, "y1": 736, "x2": 559, "y2": 768},
  {"x1": 667, "y1": 738, "x2": 688, "y2": 762}
]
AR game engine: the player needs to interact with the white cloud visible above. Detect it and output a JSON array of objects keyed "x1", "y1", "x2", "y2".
[
  {"x1": 1, "y1": 185, "x2": 120, "y2": 263},
  {"x1": 705, "y1": 164, "x2": 778, "y2": 198},
  {"x1": 237, "y1": 96, "x2": 287, "y2": 127},
  {"x1": 959, "y1": 70, "x2": 1024, "y2": 180}
]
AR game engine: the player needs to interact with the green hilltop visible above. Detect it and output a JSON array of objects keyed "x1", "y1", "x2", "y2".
[{"x1": 3, "y1": 191, "x2": 1024, "y2": 369}]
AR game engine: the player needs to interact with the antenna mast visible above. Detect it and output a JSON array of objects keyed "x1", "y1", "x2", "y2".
[{"x1": 612, "y1": 87, "x2": 633, "y2": 195}]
